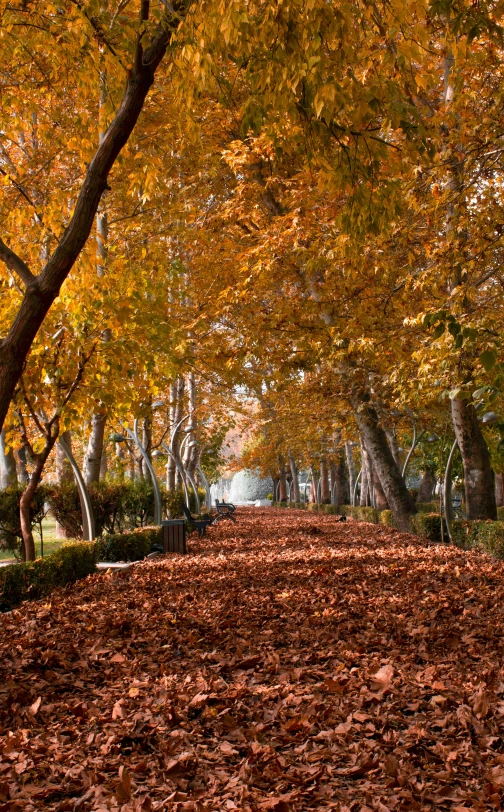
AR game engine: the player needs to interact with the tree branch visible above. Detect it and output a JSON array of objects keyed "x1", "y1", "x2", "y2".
[{"x1": 0, "y1": 238, "x2": 36, "y2": 287}]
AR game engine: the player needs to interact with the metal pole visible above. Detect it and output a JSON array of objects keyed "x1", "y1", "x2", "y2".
[
  {"x1": 121, "y1": 420, "x2": 162, "y2": 525},
  {"x1": 443, "y1": 438, "x2": 458, "y2": 543},
  {"x1": 162, "y1": 442, "x2": 191, "y2": 508},
  {"x1": 197, "y1": 462, "x2": 212, "y2": 512},
  {"x1": 402, "y1": 420, "x2": 426, "y2": 479},
  {"x1": 179, "y1": 435, "x2": 201, "y2": 514},
  {"x1": 57, "y1": 436, "x2": 96, "y2": 541},
  {"x1": 353, "y1": 468, "x2": 362, "y2": 507}
]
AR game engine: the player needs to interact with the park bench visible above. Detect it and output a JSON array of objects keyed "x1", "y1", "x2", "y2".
[
  {"x1": 214, "y1": 499, "x2": 236, "y2": 522},
  {"x1": 452, "y1": 493, "x2": 464, "y2": 519},
  {"x1": 182, "y1": 504, "x2": 213, "y2": 537},
  {"x1": 216, "y1": 498, "x2": 236, "y2": 513}
]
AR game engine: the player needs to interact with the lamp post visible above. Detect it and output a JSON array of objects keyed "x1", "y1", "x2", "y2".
[
  {"x1": 57, "y1": 435, "x2": 96, "y2": 541},
  {"x1": 352, "y1": 468, "x2": 362, "y2": 507},
  {"x1": 179, "y1": 434, "x2": 201, "y2": 513},
  {"x1": 118, "y1": 418, "x2": 163, "y2": 525},
  {"x1": 401, "y1": 408, "x2": 426, "y2": 479}
]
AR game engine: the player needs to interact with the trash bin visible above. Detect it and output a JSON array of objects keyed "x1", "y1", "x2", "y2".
[{"x1": 161, "y1": 520, "x2": 186, "y2": 554}]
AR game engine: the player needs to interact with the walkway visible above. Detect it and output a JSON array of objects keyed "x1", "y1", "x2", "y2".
[{"x1": 1, "y1": 508, "x2": 503, "y2": 810}]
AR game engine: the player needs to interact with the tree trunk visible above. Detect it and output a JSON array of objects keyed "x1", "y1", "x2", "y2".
[
  {"x1": 278, "y1": 459, "x2": 288, "y2": 502},
  {"x1": 17, "y1": 446, "x2": 29, "y2": 485},
  {"x1": 319, "y1": 458, "x2": 331, "y2": 503},
  {"x1": 345, "y1": 442, "x2": 357, "y2": 504},
  {"x1": 100, "y1": 447, "x2": 108, "y2": 479},
  {"x1": 0, "y1": 429, "x2": 18, "y2": 489},
  {"x1": 84, "y1": 413, "x2": 107, "y2": 484},
  {"x1": 451, "y1": 397, "x2": 497, "y2": 520},
  {"x1": 331, "y1": 451, "x2": 349, "y2": 507},
  {"x1": 417, "y1": 468, "x2": 437, "y2": 503},
  {"x1": 495, "y1": 473, "x2": 504, "y2": 508},
  {"x1": 374, "y1": 472, "x2": 389, "y2": 511},
  {"x1": 386, "y1": 428, "x2": 402, "y2": 469},
  {"x1": 287, "y1": 450, "x2": 300, "y2": 502},
  {"x1": 354, "y1": 403, "x2": 417, "y2": 531},
  {"x1": 309, "y1": 465, "x2": 317, "y2": 503},
  {"x1": 360, "y1": 441, "x2": 371, "y2": 507},
  {"x1": 20, "y1": 432, "x2": 59, "y2": 560},
  {"x1": 0, "y1": 23, "x2": 178, "y2": 437}
]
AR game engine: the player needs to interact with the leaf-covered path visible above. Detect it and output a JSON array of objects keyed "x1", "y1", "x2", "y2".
[{"x1": 2, "y1": 509, "x2": 504, "y2": 812}]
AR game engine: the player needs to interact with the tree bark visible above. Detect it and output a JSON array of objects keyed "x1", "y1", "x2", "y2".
[
  {"x1": 354, "y1": 403, "x2": 417, "y2": 531},
  {"x1": 0, "y1": 10, "x2": 183, "y2": 436},
  {"x1": 417, "y1": 468, "x2": 437, "y2": 503},
  {"x1": 17, "y1": 446, "x2": 29, "y2": 485},
  {"x1": 373, "y1": 469, "x2": 389, "y2": 511},
  {"x1": 495, "y1": 473, "x2": 504, "y2": 508},
  {"x1": 0, "y1": 429, "x2": 18, "y2": 489},
  {"x1": 100, "y1": 447, "x2": 108, "y2": 479},
  {"x1": 278, "y1": 459, "x2": 288, "y2": 502},
  {"x1": 287, "y1": 450, "x2": 300, "y2": 502},
  {"x1": 319, "y1": 458, "x2": 331, "y2": 503},
  {"x1": 20, "y1": 430, "x2": 59, "y2": 560},
  {"x1": 331, "y1": 453, "x2": 349, "y2": 507},
  {"x1": 84, "y1": 413, "x2": 107, "y2": 484},
  {"x1": 309, "y1": 465, "x2": 318, "y2": 503},
  {"x1": 360, "y1": 441, "x2": 371, "y2": 507},
  {"x1": 345, "y1": 442, "x2": 357, "y2": 504},
  {"x1": 386, "y1": 427, "x2": 402, "y2": 468},
  {"x1": 451, "y1": 397, "x2": 496, "y2": 520}
]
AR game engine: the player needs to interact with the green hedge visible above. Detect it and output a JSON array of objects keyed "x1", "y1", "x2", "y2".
[
  {"x1": 411, "y1": 512, "x2": 447, "y2": 542},
  {"x1": 0, "y1": 527, "x2": 162, "y2": 612},
  {"x1": 0, "y1": 542, "x2": 96, "y2": 611},
  {"x1": 341, "y1": 505, "x2": 380, "y2": 523},
  {"x1": 497, "y1": 506, "x2": 504, "y2": 522},
  {"x1": 452, "y1": 520, "x2": 504, "y2": 558},
  {"x1": 95, "y1": 526, "x2": 161, "y2": 562},
  {"x1": 379, "y1": 510, "x2": 396, "y2": 527},
  {"x1": 416, "y1": 501, "x2": 440, "y2": 514}
]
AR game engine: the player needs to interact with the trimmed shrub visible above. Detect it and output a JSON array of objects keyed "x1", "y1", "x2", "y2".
[
  {"x1": 411, "y1": 513, "x2": 447, "y2": 543},
  {"x1": 452, "y1": 520, "x2": 504, "y2": 558},
  {"x1": 451, "y1": 520, "x2": 478, "y2": 549},
  {"x1": 307, "y1": 503, "x2": 321, "y2": 512},
  {"x1": 497, "y1": 506, "x2": 504, "y2": 522},
  {"x1": 474, "y1": 522, "x2": 504, "y2": 558},
  {"x1": 379, "y1": 510, "x2": 396, "y2": 528},
  {"x1": 416, "y1": 501, "x2": 440, "y2": 514},
  {"x1": 324, "y1": 505, "x2": 338, "y2": 515},
  {"x1": 339, "y1": 505, "x2": 352, "y2": 516},
  {"x1": 0, "y1": 541, "x2": 96, "y2": 611},
  {"x1": 0, "y1": 527, "x2": 162, "y2": 611},
  {"x1": 95, "y1": 527, "x2": 160, "y2": 562},
  {"x1": 353, "y1": 506, "x2": 379, "y2": 523}
]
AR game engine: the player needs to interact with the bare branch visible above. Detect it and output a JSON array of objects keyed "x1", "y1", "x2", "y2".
[{"x1": 0, "y1": 238, "x2": 36, "y2": 287}]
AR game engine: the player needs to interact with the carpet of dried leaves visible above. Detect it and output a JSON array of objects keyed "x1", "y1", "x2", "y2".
[{"x1": 1, "y1": 508, "x2": 504, "y2": 812}]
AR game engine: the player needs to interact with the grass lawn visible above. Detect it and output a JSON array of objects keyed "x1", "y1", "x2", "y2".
[{"x1": 0, "y1": 515, "x2": 65, "y2": 560}]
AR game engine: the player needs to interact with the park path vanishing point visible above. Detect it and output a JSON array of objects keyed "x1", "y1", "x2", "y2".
[{"x1": 1, "y1": 508, "x2": 504, "y2": 811}]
